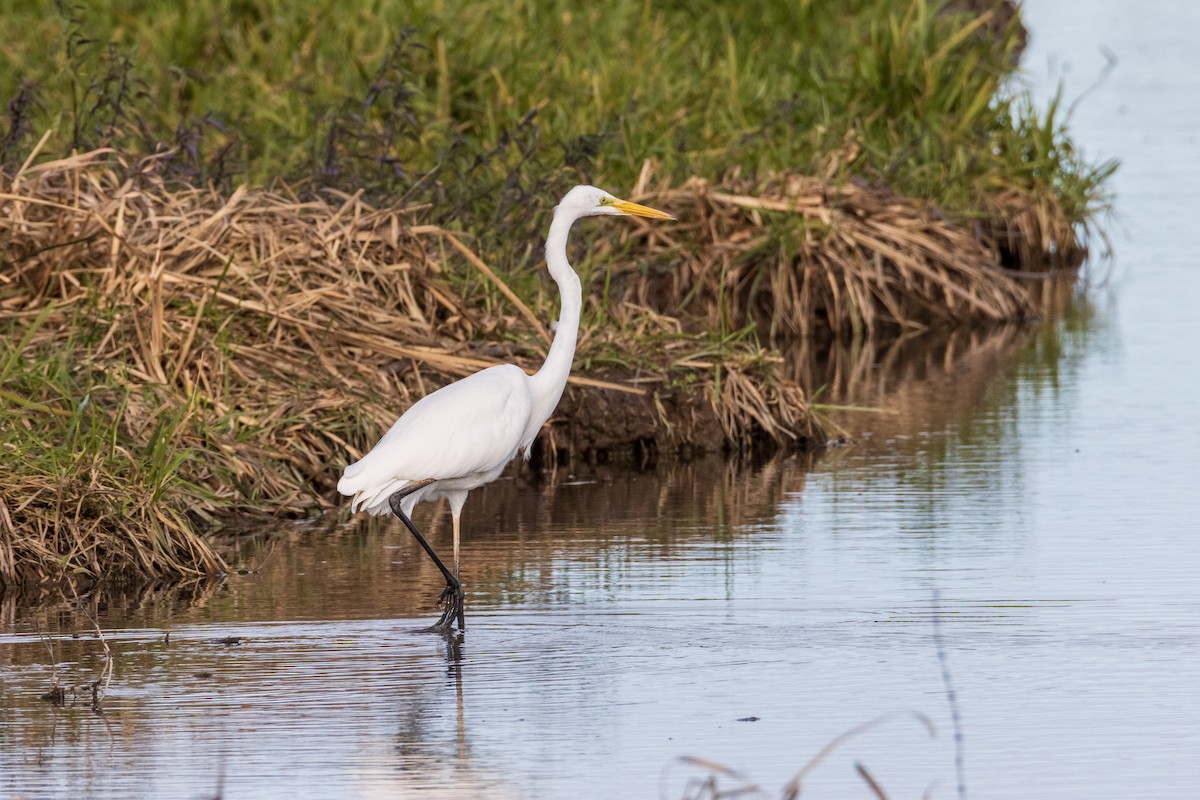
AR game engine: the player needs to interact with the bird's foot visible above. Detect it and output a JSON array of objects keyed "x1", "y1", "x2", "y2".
[{"x1": 431, "y1": 580, "x2": 466, "y2": 632}]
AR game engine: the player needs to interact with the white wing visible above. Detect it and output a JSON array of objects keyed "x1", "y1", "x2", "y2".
[{"x1": 337, "y1": 364, "x2": 534, "y2": 514}]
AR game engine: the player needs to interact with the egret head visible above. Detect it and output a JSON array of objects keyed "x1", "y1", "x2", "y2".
[{"x1": 557, "y1": 185, "x2": 675, "y2": 220}]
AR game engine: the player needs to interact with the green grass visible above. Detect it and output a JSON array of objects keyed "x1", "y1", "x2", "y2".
[
  {"x1": 0, "y1": 0, "x2": 1113, "y2": 257},
  {"x1": 0, "y1": 313, "x2": 223, "y2": 585}
]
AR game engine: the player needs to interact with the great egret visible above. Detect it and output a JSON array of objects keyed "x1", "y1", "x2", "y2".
[{"x1": 337, "y1": 185, "x2": 674, "y2": 631}]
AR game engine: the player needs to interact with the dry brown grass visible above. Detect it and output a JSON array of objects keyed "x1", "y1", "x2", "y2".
[
  {"x1": 608, "y1": 171, "x2": 1045, "y2": 338},
  {"x1": 0, "y1": 465, "x2": 226, "y2": 588},
  {"x1": 981, "y1": 186, "x2": 1102, "y2": 270},
  {"x1": 3, "y1": 149, "x2": 453, "y2": 500},
  {"x1": 1, "y1": 148, "x2": 488, "y2": 585}
]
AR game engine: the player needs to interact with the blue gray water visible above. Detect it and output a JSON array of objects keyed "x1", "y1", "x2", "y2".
[{"x1": 3, "y1": 1, "x2": 1199, "y2": 797}]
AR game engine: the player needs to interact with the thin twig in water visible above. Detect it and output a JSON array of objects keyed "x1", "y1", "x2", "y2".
[
  {"x1": 932, "y1": 588, "x2": 967, "y2": 799},
  {"x1": 780, "y1": 711, "x2": 935, "y2": 799},
  {"x1": 671, "y1": 711, "x2": 934, "y2": 800},
  {"x1": 33, "y1": 616, "x2": 65, "y2": 705},
  {"x1": 1067, "y1": 45, "x2": 1119, "y2": 119},
  {"x1": 666, "y1": 756, "x2": 767, "y2": 800},
  {"x1": 69, "y1": 585, "x2": 114, "y2": 712},
  {"x1": 855, "y1": 762, "x2": 889, "y2": 800}
]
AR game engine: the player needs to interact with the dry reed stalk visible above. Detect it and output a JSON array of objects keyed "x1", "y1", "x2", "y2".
[
  {"x1": 604, "y1": 171, "x2": 1048, "y2": 338},
  {"x1": 981, "y1": 187, "x2": 1099, "y2": 270}
]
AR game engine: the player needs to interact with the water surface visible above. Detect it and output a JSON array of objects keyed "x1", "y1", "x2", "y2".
[{"x1": 4, "y1": 1, "x2": 1200, "y2": 797}]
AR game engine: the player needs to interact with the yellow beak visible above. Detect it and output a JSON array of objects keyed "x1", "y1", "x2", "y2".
[{"x1": 611, "y1": 198, "x2": 675, "y2": 220}]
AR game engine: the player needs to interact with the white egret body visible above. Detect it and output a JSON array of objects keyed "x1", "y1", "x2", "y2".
[{"x1": 337, "y1": 185, "x2": 673, "y2": 631}]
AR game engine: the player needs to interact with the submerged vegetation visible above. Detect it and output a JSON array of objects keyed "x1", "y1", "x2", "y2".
[{"x1": 0, "y1": 0, "x2": 1115, "y2": 586}]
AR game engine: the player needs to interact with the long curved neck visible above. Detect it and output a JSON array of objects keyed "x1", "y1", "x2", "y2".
[{"x1": 527, "y1": 209, "x2": 583, "y2": 432}]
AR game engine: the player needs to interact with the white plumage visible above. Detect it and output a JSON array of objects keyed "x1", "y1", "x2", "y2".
[{"x1": 338, "y1": 364, "x2": 533, "y2": 516}]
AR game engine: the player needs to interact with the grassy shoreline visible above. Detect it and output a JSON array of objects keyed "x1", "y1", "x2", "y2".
[{"x1": 1, "y1": 0, "x2": 1115, "y2": 587}]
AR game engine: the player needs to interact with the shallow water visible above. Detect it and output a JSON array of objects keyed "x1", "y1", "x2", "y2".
[{"x1": 4, "y1": 1, "x2": 1200, "y2": 797}]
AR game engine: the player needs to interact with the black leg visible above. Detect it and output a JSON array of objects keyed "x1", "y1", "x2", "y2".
[{"x1": 389, "y1": 484, "x2": 466, "y2": 632}]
